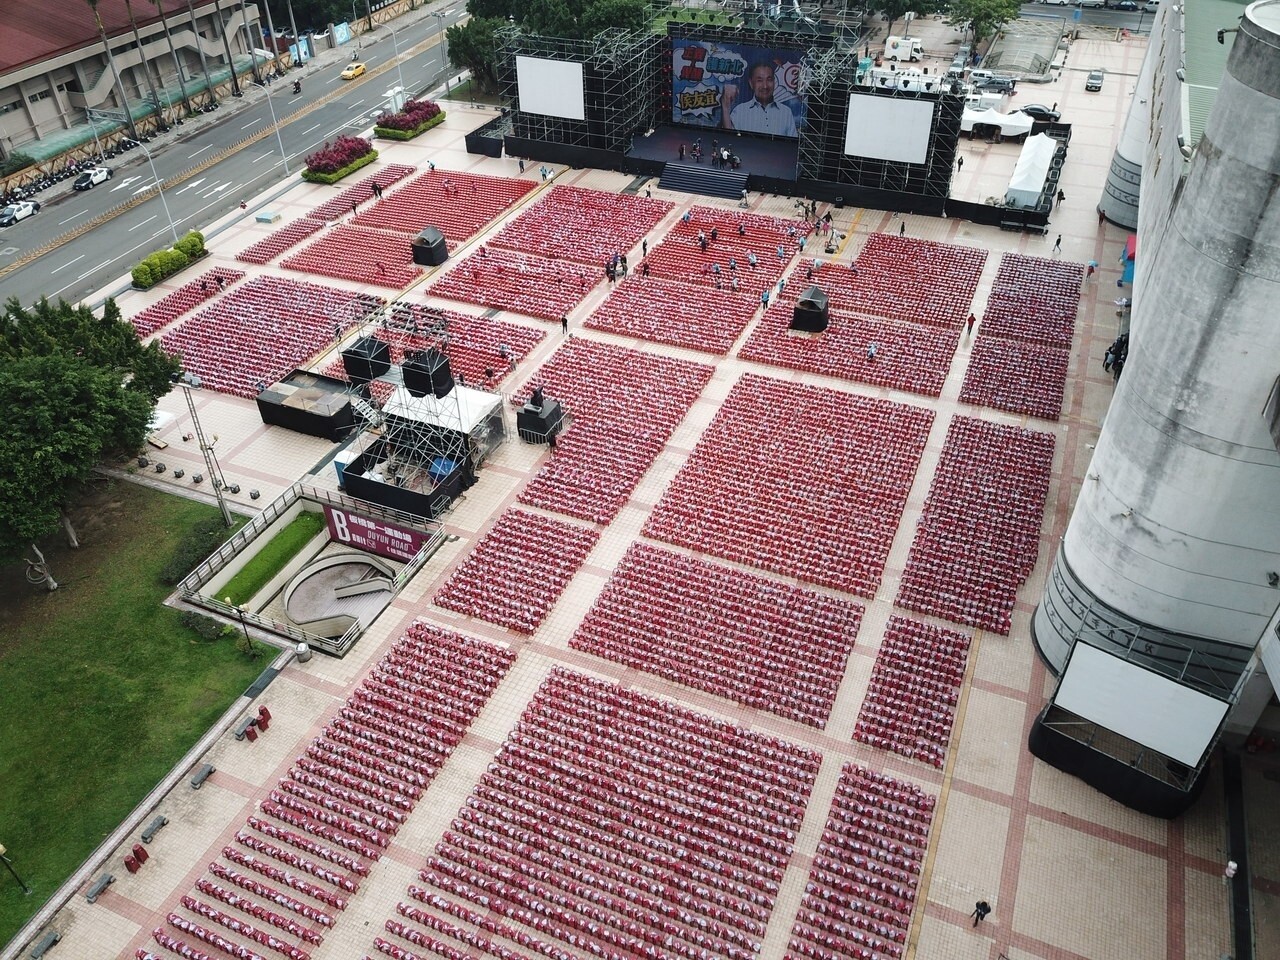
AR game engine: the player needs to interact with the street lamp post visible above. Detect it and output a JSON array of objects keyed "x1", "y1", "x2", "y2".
[
  {"x1": 226, "y1": 597, "x2": 256, "y2": 655},
  {"x1": 127, "y1": 137, "x2": 180, "y2": 244},
  {"x1": 0, "y1": 844, "x2": 32, "y2": 896},
  {"x1": 387, "y1": 24, "x2": 406, "y2": 99},
  {"x1": 431, "y1": 12, "x2": 449, "y2": 95},
  {"x1": 263, "y1": 82, "x2": 291, "y2": 177}
]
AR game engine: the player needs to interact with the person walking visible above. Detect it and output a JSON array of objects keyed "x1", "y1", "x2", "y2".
[
  {"x1": 957, "y1": 155, "x2": 964, "y2": 171},
  {"x1": 866, "y1": 342, "x2": 878, "y2": 361},
  {"x1": 899, "y1": 220, "x2": 906, "y2": 237},
  {"x1": 642, "y1": 239, "x2": 648, "y2": 257},
  {"x1": 518, "y1": 158, "x2": 525, "y2": 173},
  {"x1": 1052, "y1": 234, "x2": 1063, "y2": 256},
  {"x1": 967, "y1": 313, "x2": 977, "y2": 336},
  {"x1": 1057, "y1": 188, "x2": 1066, "y2": 208},
  {"x1": 971, "y1": 901, "x2": 991, "y2": 927},
  {"x1": 561, "y1": 315, "x2": 569, "y2": 335}
]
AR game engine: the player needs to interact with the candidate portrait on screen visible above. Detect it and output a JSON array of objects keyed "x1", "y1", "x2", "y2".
[{"x1": 721, "y1": 61, "x2": 798, "y2": 137}]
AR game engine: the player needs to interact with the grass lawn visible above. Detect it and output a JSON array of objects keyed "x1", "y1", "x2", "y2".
[
  {"x1": 0, "y1": 479, "x2": 263, "y2": 949},
  {"x1": 220, "y1": 510, "x2": 326, "y2": 607}
]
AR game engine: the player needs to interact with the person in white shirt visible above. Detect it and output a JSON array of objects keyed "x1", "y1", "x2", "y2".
[{"x1": 722, "y1": 62, "x2": 799, "y2": 137}]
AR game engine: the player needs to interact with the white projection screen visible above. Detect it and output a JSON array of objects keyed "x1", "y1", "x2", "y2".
[
  {"x1": 1054, "y1": 644, "x2": 1229, "y2": 767},
  {"x1": 843, "y1": 96, "x2": 934, "y2": 164},
  {"x1": 516, "y1": 56, "x2": 586, "y2": 122}
]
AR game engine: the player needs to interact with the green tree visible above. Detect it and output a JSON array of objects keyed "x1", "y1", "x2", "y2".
[
  {"x1": 0, "y1": 297, "x2": 182, "y2": 559},
  {"x1": 447, "y1": 17, "x2": 504, "y2": 92},
  {"x1": 580, "y1": 0, "x2": 649, "y2": 36},
  {"x1": 524, "y1": 0, "x2": 582, "y2": 39},
  {"x1": 466, "y1": 0, "x2": 520, "y2": 19},
  {"x1": 946, "y1": 0, "x2": 1023, "y2": 42}
]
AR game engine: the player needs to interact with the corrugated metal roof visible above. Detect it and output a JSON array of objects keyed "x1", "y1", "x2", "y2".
[
  {"x1": 0, "y1": 0, "x2": 216, "y2": 77},
  {"x1": 1183, "y1": 0, "x2": 1249, "y2": 144}
]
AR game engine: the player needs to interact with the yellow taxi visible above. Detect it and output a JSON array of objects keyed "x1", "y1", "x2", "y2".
[{"x1": 340, "y1": 62, "x2": 366, "y2": 80}]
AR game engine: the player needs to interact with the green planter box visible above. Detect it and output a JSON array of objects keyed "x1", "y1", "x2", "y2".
[
  {"x1": 374, "y1": 110, "x2": 447, "y2": 141},
  {"x1": 301, "y1": 149, "x2": 379, "y2": 185}
]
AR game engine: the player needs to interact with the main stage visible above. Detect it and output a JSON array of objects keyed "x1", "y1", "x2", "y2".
[{"x1": 628, "y1": 125, "x2": 800, "y2": 181}]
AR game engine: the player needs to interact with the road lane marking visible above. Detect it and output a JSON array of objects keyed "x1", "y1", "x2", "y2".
[
  {"x1": 188, "y1": 146, "x2": 212, "y2": 159},
  {"x1": 242, "y1": 117, "x2": 262, "y2": 129},
  {"x1": 129, "y1": 215, "x2": 158, "y2": 231},
  {"x1": 51, "y1": 254, "x2": 85, "y2": 275},
  {"x1": 175, "y1": 178, "x2": 207, "y2": 194},
  {"x1": 58, "y1": 211, "x2": 87, "y2": 225}
]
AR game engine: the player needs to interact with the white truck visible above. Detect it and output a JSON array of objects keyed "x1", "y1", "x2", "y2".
[{"x1": 885, "y1": 36, "x2": 924, "y2": 62}]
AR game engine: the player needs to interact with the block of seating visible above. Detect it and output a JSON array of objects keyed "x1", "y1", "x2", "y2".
[
  {"x1": 584, "y1": 274, "x2": 759, "y2": 355},
  {"x1": 896, "y1": 416, "x2": 1055, "y2": 634},
  {"x1": 739, "y1": 297, "x2": 960, "y2": 398},
  {"x1": 282, "y1": 224, "x2": 421, "y2": 288},
  {"x1": 786, "y1": 763, "x2": 935, "y2": 960},
  {"x1": 144, "y1": 626, "x2": 514, "y2": 960},
  {"x1": 570, "y1": 543, "x2": 862, "y2": 727},
  {"x1": 511, "y1": 338, "x2": 714, "y2": 524},
  {"x1": 378, "y1": 669, "x2": 820, "y2": 960},
  {"x1": 642, "y1": 207, "x2": 810, "y2": 291},
  {"x1": 837, "y1": 233, "x2": 988, "y2": 328},
  {"x1": 159, "y1": 276, "x2": 384, "y2": 398},
  {"x1": 489, "y1": 184, "x2": 673, "y2": 265},
  {"x1": 853, "y1": 617, "x2": 971, "y2": 768},
  {"x1": 427, "y1": 248, "x2": 597, "y2": 320},
  {"x1": 979, "y1": 252, "x2": 1084, "y2": 346},
  {"x1": 308, "y1": 164, "x2": 417, "y2": 221},
  {"x1": 353, "y1": 168, "x2": 535, "y2": 242},
  {"x1": 376, "y1": 305, "x2": 545, "y2": 387},
  {"x1": 129, "y1": 268, "x2": 246, "y2": 337},
  {"x1": 644, "y1": 373, "x2": 933, "y2": 596},
  {"x1": 236, "y1": 217, "x2": 326, "y2": 265},
  {"x1": 959, "y1": 334, "x2": 1071, "y2": 420},
  {"x1": 432, "y1": 509, "x2": 599, "y2": 634}
]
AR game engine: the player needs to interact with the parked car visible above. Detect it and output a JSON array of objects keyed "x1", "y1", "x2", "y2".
[
  {"x1": 1041, "y1": 0, "x2": 1071, "y2": 5},
  {"x1": 1111, "y1": 0, "x2": 1140, "y2": 10},
  {"x1": 1142, "y1": 0, "x2": 1160, "y2": 10},
  {"x1": 340, "y1": 62, "x2": 366, "y2": 80},
  {"x1": 1018, "y1": 104, "x2": 1062, "y2": 122},
  {"x1": 1086, "y1": 69, "x2": 1105, "y2": 91},
  {"x1": 1079, "y1": 0, "x2": 1107, "y2": 7},
  {"x1": 977, "y1": 76, "x2": 1017, "y2": 94},
  {"x1": 0, "y1": 200, "x2": 40, "y2": 226},
  {"x1": 73, "y1": 166, "x2": 113, "y2": 190}
]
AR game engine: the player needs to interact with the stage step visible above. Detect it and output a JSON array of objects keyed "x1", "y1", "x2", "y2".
[{"x1": 658, "y1": 162, "x2": 747, "y2": 201}]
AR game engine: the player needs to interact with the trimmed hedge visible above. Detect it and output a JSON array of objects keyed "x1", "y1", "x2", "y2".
[
  {"x1": 375, "y1": 110, "x2": 447, "y2": 141},
  {"x1": 131, "y1": 230, "x2": 205, "y2": 289},
  {"x1": 300, "y1": 148, "x2": 378, "y2": 185}
]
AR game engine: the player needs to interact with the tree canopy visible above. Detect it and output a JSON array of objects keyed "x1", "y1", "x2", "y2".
[
  {"x1": 945, "y1": 0, "x2": 1024, "y2": 42},
  {"x1": 0, "y1": 297, "x2": 181, "y2": 559}
]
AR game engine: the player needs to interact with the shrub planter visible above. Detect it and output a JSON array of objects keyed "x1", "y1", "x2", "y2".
[
  {"x1": 301, "y1": 149, "x2": 378, "y2": 184},
  {"x1": 131, "y1": 231, "x2": 208, "y2": 290},
  {"x1": 374, "y1": 109, "x2": 447, "y2": 141}
]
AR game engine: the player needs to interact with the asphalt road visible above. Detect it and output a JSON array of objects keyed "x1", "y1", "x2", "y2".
[
  {"x1": 1018, "y1": 1, "x2": 1159, "y2": 31},
  {"x1": 0, "y1": 5, "x2": 469, "y2": 308}
]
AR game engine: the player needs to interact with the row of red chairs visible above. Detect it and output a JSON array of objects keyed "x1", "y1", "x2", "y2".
[
  {"x1": 372, "y1": 670, "x2": 822, "y2": 960},
  {"x1": 643, "y1": 373, "x2": 932, "y2": 596},
  {"x1": 428, "y1": 247, "x2": 597, "y2": 320},
  {"x1": 570, "y1": 543, "x2": 861, "y2": 728},
  {"x1": 235, "y1": 218, "x2": 326, "y2": 265},
  {"x1": 853, "y1": 616, "x2": 971, "y2": 769},
  {"x1": 433, "y1": 508, "x2": 600, "y2": 633},
  {"x1": 355, "y1": 168, "x2": 535, "y2": 242},
  {"x1": 308, "y1": 164, "x2": 417, "y2": 221},
  {"x1": 489, "y1": 184, "x2": 673, "y2": 265},
  {"x1": 787, "y1": 765, "x2": 935, "y2": 960},
  {"x1": 585, "y1": 275, "x2": 759, "y2": 356},
  {"x1": 838, "y1": 233, "x2": 988, "y2": 328},
  {"x1": 959, "y1": 331, "x2": 1071, "y2": 421},
  {"x1": 981, "y1": 252, "x2": 1084, "y2": 346},
  {"x1": 282, "y1": 223, "x2": 421, "y2": 289},
  {"x1": 896, "y1": 416, "x2": 1055, "y2": 634},
  {"x1": 740, "y1": 300, "x2": 961, "y2": 398},
  {"x1": 159, "y1": 276, "x2": 383, "y2": 398},
  {"x1": 129, "y1": 267, "x2": 246, "y2": 338},
  {"x1": 144, "y1": 626, "x2": 515, "y2": 960},
  {"x1": 513, "y1": 339, "x2": 713, "y2": 524}
]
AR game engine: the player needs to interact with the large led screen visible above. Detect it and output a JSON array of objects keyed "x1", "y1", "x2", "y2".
[
  {"x1": 672, "y1": 38, "x2": 806, "y2": 138},
  {"x1": 843, "y1": 95, "x2": 935, "y2": 164},
  {"x1": 516, "y1": 56, "x2": 586, "y2": 122}
]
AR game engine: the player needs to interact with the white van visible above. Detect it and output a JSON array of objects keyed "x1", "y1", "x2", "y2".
[{"x1": 885, "y1": 36, "x2": 924, "y2": 62}]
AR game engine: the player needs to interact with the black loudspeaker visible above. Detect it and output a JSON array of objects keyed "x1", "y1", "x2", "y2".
[
  {"x1": 791, "y1": 285, "x2": 830, "y2": 333},
  {"x1": 403, "y1": 348, "x2": 454, "y2": 398},
  {"x1": 410, "y1": 226, "x2": 449, "y2": 266},
  {"x1": 341, "y1": 335, "x2": 391, "y2": 384},
  {"x1": 516, "y1": 399, "x2": 563, "y2": 444}
]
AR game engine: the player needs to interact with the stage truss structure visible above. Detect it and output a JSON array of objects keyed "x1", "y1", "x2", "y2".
[
  {"x1": 498, "y1": 26, "x2": 664, "y2": 152},
  {"x1": 337, "y1": 301, "x2": 505, "y2": 508},
  {"x1": 797, "y1": 49, "x2": 962, "y2": 199},
  {"x1": 652, "y1": 1, "x2": 865, "y2": 50}
]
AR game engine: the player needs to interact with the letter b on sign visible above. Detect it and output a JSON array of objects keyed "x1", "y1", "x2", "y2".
[{"x1": 331, "y1": 509, "x2": 351, "y2": 543}]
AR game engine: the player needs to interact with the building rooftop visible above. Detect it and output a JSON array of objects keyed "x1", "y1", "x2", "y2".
[{"x1": 1183, "y1": 0, "x2": 1249, "y2": 144}]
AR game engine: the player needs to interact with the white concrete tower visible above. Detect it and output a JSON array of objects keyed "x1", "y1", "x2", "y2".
[
  {"x1": 1035, "y1": 1, "x2": 1280, "y2": 686},
  {"x1": 1097, "y1": 4, "x2": 1162, "y2": 227}
]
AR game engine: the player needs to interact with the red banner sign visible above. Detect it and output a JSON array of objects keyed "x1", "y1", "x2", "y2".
[{"x1": 324, "y1": 505, "x2": 426, "y2": 562}]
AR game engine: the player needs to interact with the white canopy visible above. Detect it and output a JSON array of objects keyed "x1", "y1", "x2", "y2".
[
  {"x1": 1005, "y1": 133, "x2": 1058, "y2": 209},
  {"x1": 960, "y1": 107, "x2": 1035, "y2": 135},
  {"x1": 384, "y1": 385, "x2": 502, "y2": 433}
]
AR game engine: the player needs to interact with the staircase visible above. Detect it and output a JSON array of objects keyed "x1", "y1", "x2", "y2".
[
  {"x1": 657, "y1": 162, "x2": 748, "y2": 200},
  {"x1": 350, "y1": 395, "x2": 384, "y2": 429}
]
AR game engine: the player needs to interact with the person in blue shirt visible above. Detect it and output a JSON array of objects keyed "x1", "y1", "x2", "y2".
[{"x1": 722, "y1": 62, "x2": 799, "y2": 137}]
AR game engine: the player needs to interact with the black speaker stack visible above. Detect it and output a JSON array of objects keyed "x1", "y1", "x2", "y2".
[{"x1": 403, "y1": 348, "x2": 455, "y2": 399}]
